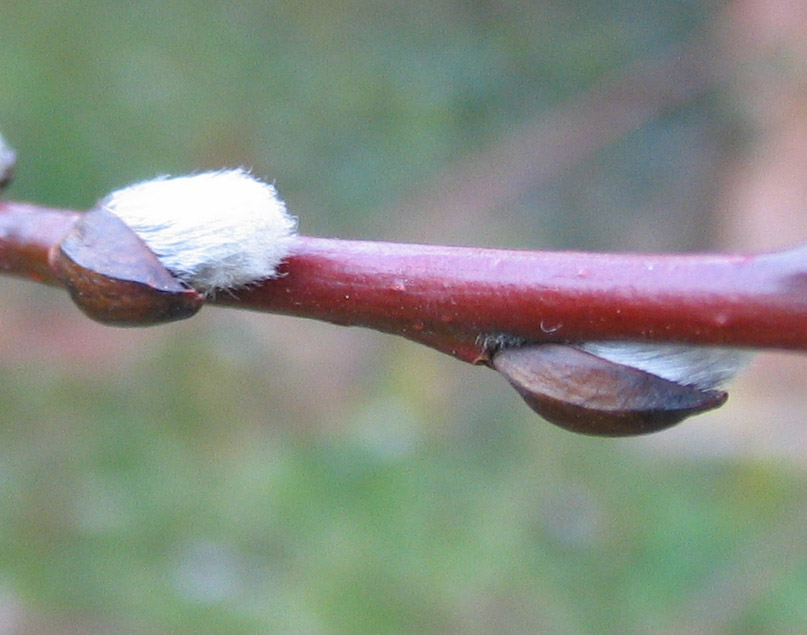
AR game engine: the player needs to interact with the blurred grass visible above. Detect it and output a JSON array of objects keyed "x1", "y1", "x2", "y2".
[
  {"x1": 1, "y1": 1, "x2": 806, "y2": 633},
  {"x1": 3, "y1": 339, "x2": 805, "y2": 633}
]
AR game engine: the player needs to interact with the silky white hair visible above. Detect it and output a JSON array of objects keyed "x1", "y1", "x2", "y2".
[
  {"x1": 0, "y1": 132, "x2": 15, "y2": 180},
  {"x1": 579, "y1": 342, "x2": 750, "y2": 391},
  {"x1": 101, "y1": 169, "x2": 297, "y2": 294}
]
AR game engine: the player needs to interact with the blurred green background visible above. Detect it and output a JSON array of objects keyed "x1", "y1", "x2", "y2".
[{"x1": 1, "y1": 1, "x2": 807, "y2": 633}]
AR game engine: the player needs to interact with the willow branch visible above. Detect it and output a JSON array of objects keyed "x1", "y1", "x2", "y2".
[
  {"x1": 0, "y1": 202, "x2": 78, "y2": 284},
  {"x1": 2, "y1": 200, "x2": 807, "y2": 367}
]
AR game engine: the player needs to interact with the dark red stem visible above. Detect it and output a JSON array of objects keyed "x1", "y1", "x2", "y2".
[
  {"x1": 2, "y1": 201, "x2": 807, "y2": 365},
  {"x1": 0, "y1": 202, "x2": 78, "y2": 284},
  {"x1": 218, "y1": 236, "x2": 807, "y2": 364}
]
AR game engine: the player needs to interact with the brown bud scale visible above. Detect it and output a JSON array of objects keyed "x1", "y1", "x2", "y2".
[
  {"x1": 49, "y1": 209, "x2": 203, "y2": 326},
  {"x1": 493, "y1": 344, "x2": 727, "y2": 436}
]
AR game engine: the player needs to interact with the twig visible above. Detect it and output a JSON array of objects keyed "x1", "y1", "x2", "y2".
[
  {"x1": 0, "y1": 201, "x2": 807, "y2": 363},
  {"x1": 220, "y1": 237, "x2": 807, "y2": 363},
  {"x1": 1, "y1": 196, "x2": 803, "y2": 436},
  {"x1": 0, "y1": 202, "x2": 78, "y2": 284},
  {"x1": 2, "y1": 200, "x2": 807, "y2": 360}
]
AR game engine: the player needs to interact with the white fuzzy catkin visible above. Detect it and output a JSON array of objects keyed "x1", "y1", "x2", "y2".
[
  {"x1": 0, "y1": 132, "x2": 15, "y2": 181},
  {"x1": 101, "y1": 169, "x2": 297, "y2": 294},
  {"x1": 579, "y1": 342, "x2": 750, "y2": 391}
]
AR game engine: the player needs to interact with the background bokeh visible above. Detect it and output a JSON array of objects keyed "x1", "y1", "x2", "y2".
[{"x1": 2, "y1": 1, "x2": 807, "y2": 632}]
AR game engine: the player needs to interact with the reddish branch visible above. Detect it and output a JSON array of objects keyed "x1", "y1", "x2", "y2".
[
  {"x1": 2, "y1": 200, "x2": 807, "y2": 367},
  {"x1": 227, "y1": 237, "x2": 807, "y2": 363},
  {"x1": 0, "y1": 202, "x2": 78, "y2": 284}
]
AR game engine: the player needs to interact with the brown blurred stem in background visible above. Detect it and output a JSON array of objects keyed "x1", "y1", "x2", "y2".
[{"x1": 393, "y1": 40, "x2": 715, "y2": 243}]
